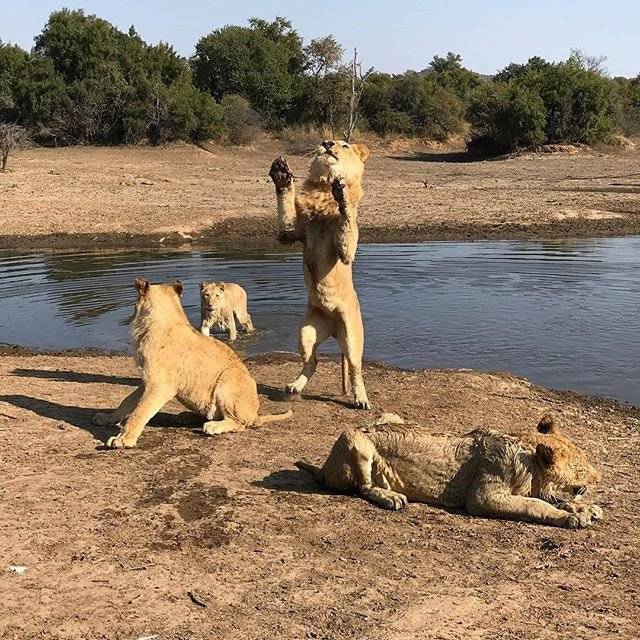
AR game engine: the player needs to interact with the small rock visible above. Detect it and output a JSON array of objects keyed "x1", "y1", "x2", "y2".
[{"x1": 7, "y1": 565, "x2": 27, "y2": 575}]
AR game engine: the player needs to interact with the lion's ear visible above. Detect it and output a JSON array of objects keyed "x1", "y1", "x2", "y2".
[
  {"x1": 536, "y1": 443, "x2": 555, "y2": 466},
  {"x1": 536, "y1": 415, "x2": 557, "y2": 434},
  {"x1": 536, "y1": 443, "x2": 567, "y2": 467},
  {"x1": 134, "y1": 278, "x2": 149, "y2": 296},
  {"x1": 219, "y1": 283, "x2": 225, "y2": 291},
  {"x1": 173, "y1": 281, "x2": 183, "y2": 296},
  {"x1": 352, "y1": 143, "x2": 369, "y2": 163},
  {"x1": 200, "y1": 281, "x2": 209, "y2": 291}
]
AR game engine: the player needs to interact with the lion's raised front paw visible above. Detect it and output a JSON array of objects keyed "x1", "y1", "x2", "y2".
[
  {"x1": 106, "y1": 435, "x2": 137, "y2": 449},
  {"x1": 330, "y1": 176, "x2": 348, "y2": 204},
  {"x1": 269, "y1": 156, "x2": 294, "y2": 191}
]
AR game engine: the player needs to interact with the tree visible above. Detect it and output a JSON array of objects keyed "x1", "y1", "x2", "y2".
[
  {"x1": 191, "y1": 17, "x2": 306, "y2": 127},
  {"x1": 569, "y1": 49, "x2": 608, "y2": 76},
  {"x1": 303, "y1": 35, "x2": 344, "y2": 126},
  {"x1": 0, "y1": 123, "x2": 29, "y2": 171},
  {"x1": 344, "y1": 48, "x2": 373, "y2": 141},
  {"x1": 426, "y1": 52, "x2": 480, "y2": 104},
  {"x1": 361, "y1": 71, "x2": 465, "y2": 140}
]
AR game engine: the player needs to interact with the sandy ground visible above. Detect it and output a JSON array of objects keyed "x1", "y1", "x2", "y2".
[
  {"x1": 1, "y1": 143, "x2": 640, "y2": 248},
  {"x1": 0, "y1": 351, "x2": 639, "y2": 639}
]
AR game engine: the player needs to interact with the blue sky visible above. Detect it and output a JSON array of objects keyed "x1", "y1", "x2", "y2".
[{"x1": 3, "y1": 0, "x2": 639, "y2": 77}]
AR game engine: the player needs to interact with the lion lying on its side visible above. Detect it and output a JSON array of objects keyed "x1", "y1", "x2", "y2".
[
  {"x1": 296, "y1": 415, "x2": 603, "y2": 528},
  {"x1": 200, "y1": 281, "x2": 254, "y2": 341},
  {"x1": 94, "y1": 279, "x2": 291, "y2": 448}
]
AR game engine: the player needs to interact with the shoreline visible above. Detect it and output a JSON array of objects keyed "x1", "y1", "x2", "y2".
[
  {"x1": 2, "y1": 216, "x2": 640, "y2": 251},
  {"x1": 1, "y1": 344, "x2": 637, "y2": 414}
]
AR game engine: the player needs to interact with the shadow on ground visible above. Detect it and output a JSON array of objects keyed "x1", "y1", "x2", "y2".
[
  {"x1": 386, "y1": 151, "x2": 494, "y2": 163},
  {"x1": 0, "y1": 393, "x2": 190, "y2": 442},
  {"x1": 11, "y1": 368, "x2": 139, "y2": 386},
  {"x1": 254, "y1": 468, "x2": 332, "y2": 496}
]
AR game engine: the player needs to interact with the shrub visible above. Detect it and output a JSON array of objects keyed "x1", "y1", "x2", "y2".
[
  {"x1": 221, "y1": 94, "x2": 262, "y2": 144},
  {"x1": 468, "y1": 82, "x2": 546, "y2": 152}
]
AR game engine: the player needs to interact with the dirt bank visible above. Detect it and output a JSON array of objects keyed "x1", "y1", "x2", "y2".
[
  {"x1": 1, "y1": 144, "x2": 640, "y2": 249},
  {"x1": 0, "y1": 351, "x2": 638, "y2": 639}
]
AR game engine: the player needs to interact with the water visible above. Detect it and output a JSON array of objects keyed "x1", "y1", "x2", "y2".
[{"x1": 1, "y1": 239, "x2": 639, "y2": 405}]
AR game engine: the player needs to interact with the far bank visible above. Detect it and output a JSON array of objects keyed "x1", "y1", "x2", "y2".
[{"x1": 1, "y1": 143, "x2": 639, "y2": 249}]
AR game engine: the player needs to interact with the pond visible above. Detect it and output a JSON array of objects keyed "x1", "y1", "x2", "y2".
[{"x1": 1, "y1": 238, "x2": 639, "y2": 405}]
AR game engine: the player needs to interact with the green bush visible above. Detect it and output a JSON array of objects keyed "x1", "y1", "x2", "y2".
[
  {"x1": 469, "y1": 56, "x2": 617, "y2": 152},
  {"x1": 361, "y1": 71, "x2": 465, "y2": 140},
  {"x1": 612, "y1": 76, "x2": 640, "y2": 135},
  {"x1": 468, "y1": 82, "x2": 546, "y2": 152},
  {"x1": 220, "y1": 94, "x2": 262, "y2": 144}
]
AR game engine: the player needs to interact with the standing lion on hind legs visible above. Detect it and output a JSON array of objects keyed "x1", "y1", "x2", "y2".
[{"x1": 269, "y1": 140, "x2": 371, "y2": 409}]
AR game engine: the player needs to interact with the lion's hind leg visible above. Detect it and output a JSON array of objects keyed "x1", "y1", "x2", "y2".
[
  {"x1": 286, "y1": 307, "x2": 333, "y2": 395},
  {"x1": 336, "y1": 311, "x2": 371, "y2": 410},
  {"x1": 203, "y1": 417, "x2": 245, "y2": 436},
  {"x1": 202, "y1": 368, "x2": 257, "y2": 437},
  {"x1": 325, "y1": 429, "x2": 408, "y2": 510},
  {"x1": 234, "y1": 307, "x2": 255, "y2": 334}
]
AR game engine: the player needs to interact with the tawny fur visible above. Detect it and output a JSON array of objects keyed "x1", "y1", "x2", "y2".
[
  {"x1": 296, "y1": 415, "x2": 603, "y2": 529},
  {"x1": 269, "y1": 140, "x2": 371, "y2": 409},
  {"x1": 200, "y1": 281, "x2": 255, "y2": 341},
  {"x1": 94, "y1": 279, "x2": 291, "y2": 448}
]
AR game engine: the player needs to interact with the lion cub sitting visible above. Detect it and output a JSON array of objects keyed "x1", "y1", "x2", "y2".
[
  {"x1": 296, "y1": 415, "x2": 603, "y2": 529},
  {"x1": 200, "y1": 281, "x2": 254, "y2": 341},
  {"x1": 94, "y1": 279, "x2": 291, "y2": 448}
]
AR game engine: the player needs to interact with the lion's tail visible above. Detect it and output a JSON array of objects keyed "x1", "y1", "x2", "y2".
[
  {"x1": 253, "y1": 409, "x2": 293, "y2": 427},
  {"x1": 295, "y1": 459, "x2": 324, "y2": 481}
]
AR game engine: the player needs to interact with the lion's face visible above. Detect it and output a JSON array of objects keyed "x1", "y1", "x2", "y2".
[
  {"x1": 534, "y1": 436, "x2": 602, "y2": 504},
  {"x1": 200, "y1": 282, "x2": 226, "y2": 312},
  {"x1": 308, "y1": 140, "x2": 369, "y2": 184}
]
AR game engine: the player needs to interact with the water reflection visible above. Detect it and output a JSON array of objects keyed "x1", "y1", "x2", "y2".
[{"x1": 1, "y1": 238, "x2": 639, "y2": 404}]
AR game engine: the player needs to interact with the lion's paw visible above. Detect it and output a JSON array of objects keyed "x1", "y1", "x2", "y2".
[
  {"x1": 366, "y1": 488, "x2": 408, "y2": 511},
  {"x1": 559, "y1": 502, "x2": 604, "y2": 524},
  {"x1": 202, "y1": 422, "x2": 224, "y2": 436},
  {"x1": 330, "y1": 176, "x2": 348, "y2": 204},
  {"x1": 269, "y1": 156, "x2": 294, "y2": 191},
  {"x1": 581, "y1": 504, "x2": 604, "y2": 522},
  {"x1": 106, "y1": 435, "x2": 136, "y2": 449},
  {"x1": 354, "y1": 397, "x2": 372, "y2": 411},
  {"x1": 565, "y1": 510, "x2": 599, "y2": 529},
  {"x1": 285, "y1": 380, "x2": 304, "y2": 395}
]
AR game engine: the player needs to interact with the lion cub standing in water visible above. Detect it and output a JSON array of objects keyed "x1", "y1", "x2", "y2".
[
  {"x1": 94, "y1": 279, "x2": 291, "y2": 448},
  {"x1": 200, "y1": 281, "x2": 254, "y2": 341},
  {"x1": 269, "y1": 140, "x2": 371, "y2": 409}
]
